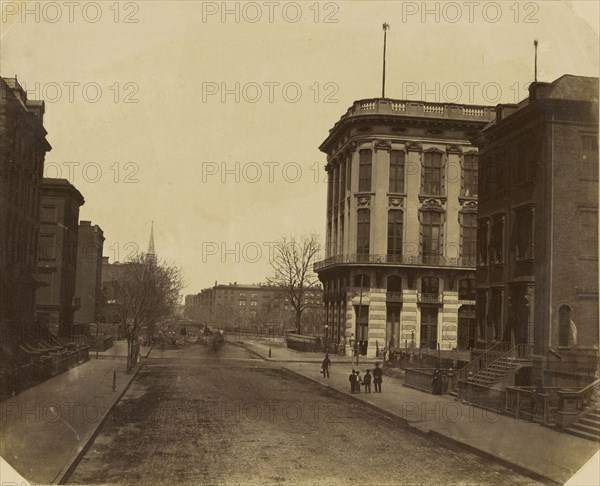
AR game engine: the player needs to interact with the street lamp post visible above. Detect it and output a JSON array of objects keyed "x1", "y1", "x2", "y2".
[{"x1": 324, "y1": 324, "x2": 329, "y2": 353}]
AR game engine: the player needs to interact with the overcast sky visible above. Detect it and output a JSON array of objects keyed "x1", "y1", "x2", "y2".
[{"x1": 2, "y1": 0, "x2": 598, "y2": 296}]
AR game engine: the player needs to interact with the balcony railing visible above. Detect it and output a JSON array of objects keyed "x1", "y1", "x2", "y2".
[
  {"x1": 314, "y1": 254, "x2": 476, "y2": 271},
  {"x1": 386, "y1": 292, "x2": 403, "y2": 303},
  {"x1": 418, "y1": 292, "x2": 443, "y2": 304},
  {"x1": 337, "y1": 98, "x2": 495, "y2": 123}
]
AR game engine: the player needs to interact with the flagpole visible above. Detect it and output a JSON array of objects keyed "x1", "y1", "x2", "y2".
[{"x1": 382, "y1": 23, "x2": 390, "y2": 98}]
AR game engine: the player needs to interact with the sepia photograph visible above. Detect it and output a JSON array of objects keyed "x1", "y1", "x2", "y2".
[{"x1": 0, "y1": 1, "x2": 598, "y2": 485}]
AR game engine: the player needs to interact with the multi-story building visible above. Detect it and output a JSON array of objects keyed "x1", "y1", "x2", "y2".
[
  {"x1": 74, "y1": 221, "x2": 105, "y2": 329},
  {"x1": 0, "y1": 76, "x2": 51, "y2": 352},
  {"x1": 474, "y1": 74, "x2": 598, "y2": 386},
  {"x1": 314, "y1": 98, "x2": 495, "y2": 357},
  {"x1": 185, "y1": 282, "x2": 324, "y2": 335},
  {"x1": 35, "y1": 178, "x2": 85, "y2": 338}
]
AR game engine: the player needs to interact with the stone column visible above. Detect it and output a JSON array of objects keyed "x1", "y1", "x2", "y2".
[
  {"x1": 441, "y1": 291, "x2": 459, "y2": 350},
  {"x1": 405, "y1": 143, "x2": 422, "y2": 257},
  {"x1": 368, "y1": 288, "x2": 386, "y2": 358},
  {"x1": 373, "y1": 141, "x2": 391, "y2": 255},
  {"x1": 400, "y1": 289, "x2": 418, "y2": 348}
]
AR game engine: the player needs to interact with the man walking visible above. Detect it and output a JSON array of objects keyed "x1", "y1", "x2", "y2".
[
  {"x1": 373, "y1": 362, "x2": 383, "y2": 393},
  {"x1": 321, "y1": 353, "x2": 331, "y2": 378}
]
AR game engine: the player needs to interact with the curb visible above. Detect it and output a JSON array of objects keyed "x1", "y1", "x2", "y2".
[
  {"x1": 427, "y1": 430, "x2": 560, "y2": 486},
  {"x1": 283, "y1": 366, "x2": 560, "y2": 486},
  {"x1": 53, "y1": 363, "x2": 145, "y2": 485}
]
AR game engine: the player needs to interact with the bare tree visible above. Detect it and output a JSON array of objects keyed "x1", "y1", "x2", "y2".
[
  {"x1": 114, "y1": 254, "x2": 184, "y2": 372},
  {"x1": 269, "y1": 234, "x2": 322, "y2": 334}
]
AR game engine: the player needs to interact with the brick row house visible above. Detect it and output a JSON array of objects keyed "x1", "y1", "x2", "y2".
[{"x1": 0, "y1": 77, "x2": 102, "y2": 399}]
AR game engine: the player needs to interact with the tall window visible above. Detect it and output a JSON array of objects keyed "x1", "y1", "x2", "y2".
[
  {"x1": 488, "y1": 289, "x2": 503, "y2": 341},
  {"x1": 490, "y1": 216, "x2": 504, "y2": 263},
  {"x1": 332, "y1": 218, "x2": 338, "y2": 255},
  {"x1": 421, "y1": 211, "x2": 441, "y2": 262},
  {"x1": 514, "y1": 208, "x2": 534, "y2": 260},
  {"x1": 477, "y1": 290, "x2": 487, "y2": 339},
  {"x1": 422, "y1": 151, "x2": 443, "y2": 195},
  {"x1": 513, "y1": 141, "x2": 535, "y2": 184},
  {"x1": 339, "y1": 216, "x2": 344, "y2": 254},
  {"x1": 477, "y1": 220, "x2": 488, "y2": 265},
  {"x1": 420, "y1": 307, "x2": 438, "y2": 349},
  {"x1": 339, "y1": 160, "x2": 346, "y2": 202},
  {"x1": 346, "y1": 155, "x2": 352, "y2": 191},
  {"x1": 358, "y1": 149, "x2": 372, "y2": 192},
  {"x1": 421, "y1": 277, "x2": 439, "y2": 295},
  {"x1": 327, "y1": 170, "x2": 333, "y2": 215},
  {"x1": 461, "y1": 213, "x2": 477, "y2": 261},
  {"x1": 580, "y1": 211, "x2": 598, "y2": 257},
  {"x1": 357, "y1": 209, "x2": 370, "y2": 255},
  {"x1": 332, "y1": 166, "x2": 339, "y2": 209},
  {"x1": 387, "y1": 210, "x2": 403, "y2": 258},
  {"x1": 458, "y1": 278, "x2": 476, "y2": 301},
  {"x1": 389, "y1": 150, "x2": 405, "y2": 193},
  {"x1": 462, "y1": 153, "x2": 478, "y2": 197},
  {"x1": 558, "y1": 305, "x2": 572, "y2": 347},
  {"x1": 581, "y1": 135, "x2": 599, "y2": 180}
]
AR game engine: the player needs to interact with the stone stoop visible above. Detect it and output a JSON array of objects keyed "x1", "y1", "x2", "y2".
[
  {"x1": 470, "y1": 356, "x2": 520, "y2": 387},
  {"x1": 565, "y1": 406, "x2": 600, "y2": 442}
]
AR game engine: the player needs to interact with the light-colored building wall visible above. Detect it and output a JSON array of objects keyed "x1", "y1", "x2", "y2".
[{"x1": 317, "y1": 99, "x2": 493, "y2": 357}]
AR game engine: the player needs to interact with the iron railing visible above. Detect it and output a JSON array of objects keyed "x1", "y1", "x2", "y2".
[{"x1": 314, "y1": 253, "x2": 476, "y2": 271}]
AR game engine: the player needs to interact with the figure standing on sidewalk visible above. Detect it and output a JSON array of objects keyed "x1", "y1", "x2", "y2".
[
  {"x1": 355, "y1": 370, "x2": 361, "y2": 393},
  {"x1": 373, "y1": 362, "x2": 383, "y2": 393},
  {"x1": 363, "y1": 369, "x2": 372, "y2": 393},
  {"x1": 349, "y1": 369, "x2": 357, "y2": 393},
  {"x1": 321, "y1": 353, "x2": 331, "y2": 378},
  {"x1": 432, "y1": 368, "x2": 443, "y2": 395}
]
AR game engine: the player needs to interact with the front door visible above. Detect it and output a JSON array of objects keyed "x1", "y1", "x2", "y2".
[{"x1": 420, "y1": 307, "x2": 438, "y2": 349}]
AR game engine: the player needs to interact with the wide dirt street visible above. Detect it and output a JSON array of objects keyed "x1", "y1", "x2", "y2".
[{"x1": 68, "y1": 343, "x2": 543, "y2": 486}]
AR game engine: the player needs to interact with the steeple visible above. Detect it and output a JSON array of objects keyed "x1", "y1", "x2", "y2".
[{"x1": 147, "y1": 221, "x2": 156, "y2": 262}]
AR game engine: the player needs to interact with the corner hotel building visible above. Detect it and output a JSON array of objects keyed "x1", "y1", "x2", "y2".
[{"x1": 314, "y1": 98, "x2": 495, "y2": 357}]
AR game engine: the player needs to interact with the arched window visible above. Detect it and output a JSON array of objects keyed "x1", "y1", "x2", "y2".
[{"x1": 387, "y1": 209, "x2": 403, "y2": 258}]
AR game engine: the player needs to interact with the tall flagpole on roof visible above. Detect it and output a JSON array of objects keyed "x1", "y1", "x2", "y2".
[{"x1": 382, "y1": 23, "x2": 390, "y2": 98}]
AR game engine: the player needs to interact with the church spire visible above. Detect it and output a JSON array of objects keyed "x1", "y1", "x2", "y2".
[{"x1": 147, "y1": 221, "x2": 156, "y2": 262}]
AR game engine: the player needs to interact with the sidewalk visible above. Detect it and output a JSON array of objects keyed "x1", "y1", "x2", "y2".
[
  {"x1": 232, "y1": 336, "x2": 382, "y2": 365},
  {"x1": 285, "y1": 361, "x2": 599, "y2": 485},
  {"x1": 0, "y1": 357, "x2": 142, "y2": 485},
  {"x1": 95, "y1": 340, "x2": 152, "y2": 359}
]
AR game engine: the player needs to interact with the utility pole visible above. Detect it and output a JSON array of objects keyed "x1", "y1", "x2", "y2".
[{"x1": 382, "y1": 23, "x2": 390, "y2": 98}]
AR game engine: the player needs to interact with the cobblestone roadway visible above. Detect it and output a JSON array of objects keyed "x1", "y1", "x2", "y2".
[{"x1": 68, "y1": 344, "x2": 544, "y2": 486}]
